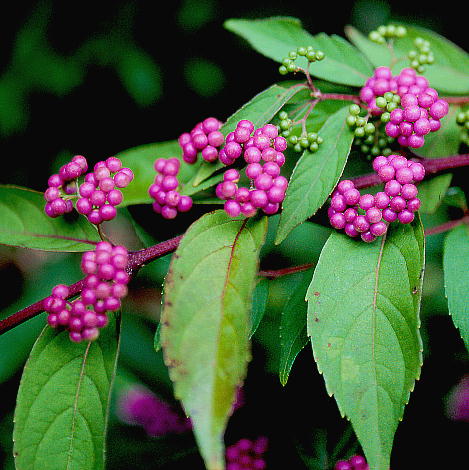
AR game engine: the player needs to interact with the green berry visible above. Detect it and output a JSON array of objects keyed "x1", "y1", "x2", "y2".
[
  {"x1": 383, "y1": 147, "x2": 392, "y2": 156},
  {"x1": 306, "y1": 51, "x2": 316, "y2": 61},
  {"x1": 381, "y1": 112, "x2": 391, "y2": 123},
  {"x1": 356, "y1": 117, "x2": 366, "y2": 127},
  {"x1": 364, "y1": 135, "x2": 374, "y2": 145},
  {"x1": 281, "y1": 130, "x2": 290, "y2": 137},
  {"x1": 294, "y1": 143, "x2": 302, "y2": 152},
  {"x1": 309, "y1": 142, "x2": 319, "y2": 152},
  {"x1": 349, "y1": 104, "x2": 361, "y2": 116},
  {"x1": 282, "y1": 58, "x2": 292, "y2": 67},
  {"x1": 316, "y1": 136, "x2": 323, "y2": 144},
  {"x1": 396, "y1": 26, "x2": 407, "y2": 37},
  {"x1": 392, "y1": 95, "x2": 401, "y2": 104},
  {"x1": 287, "y1": 63, "x2": 297, "y2": 73},
  {"x1": 386, "y1": 25, "x2": 396, "y2": 36},
  {"x1": 289, "y1": 51, "x2": 298, "y2": 59},
  {"x1": 354, "y1": 127, "x2": 365, "y2": 138},
  {"x1": 315, "y1": 51, "x2": 325, "y2": 61},
  {"x1": 364, "y1": 123, "x2": 375, "y2": 134},
  {"x1": 299, "y1": 138, "x2": 309, "y2": 148},
  {"x1": 288, "y1": 135, "x2": 298, "y2": 144},
  {"x1": 279, "y1": 65, "x2": 288, "y2": 75},
  {"x1": 377, "y1": 25, "x2": 387, "y2": 36},
  {"x1": 386, "y1": 102, "x2": 398, "y2": 112},
  {"x1": 384, "y1": 92, "x2": 394, "y2": 102},
  {"x1": 408, "y1": 50, "x2": 418, "y2": 59},
  {"x1": 370, "y1": 146, "x2": 380, "y2": 156},
  {"x1": 361, "y1": 144, "x2": 370, "y2": 154},
  {"x1": 279, "y1": 111, "x2": 288, "y2": 120},
  {"x1": 346, "y1": 115, "x2": 357, "y2": 127},
  {"x1": 376, "y1": 97, "x2": 387, "y2": 108},
  {"x1": 297, "y1": 47, "x2": 307, "y2": 56}
]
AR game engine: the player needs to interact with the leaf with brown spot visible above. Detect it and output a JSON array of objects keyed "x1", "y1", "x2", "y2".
[{"x1": 160, "y1": 210, "x2": 267, "y2": 470}]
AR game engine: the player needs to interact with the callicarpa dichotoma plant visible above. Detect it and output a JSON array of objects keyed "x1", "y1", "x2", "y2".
[{"x1": 0, "y1": 16, "x2": 468, "y2": 470}]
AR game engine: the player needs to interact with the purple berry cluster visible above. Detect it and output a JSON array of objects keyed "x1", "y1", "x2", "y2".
[
  {"x1": 117, "y1": 385, "x2": 191, "y2": 437},
  {"x1": 216, "y1": 121, "x2": 288, "y2": 218},
  {"x1": 226, "y1": 437, "x2": 268, "y2": 470},
  {"x1": 76, "y1": 157, "x2": 134, "y2": 225},
  {"x1": 148, "y1": 157, "x2": 193, "y2": 219},
  {"x1": 45, "y1": 241, "x2": 130, "y2": 342},
  {"x1": 178, "y1": 117, "x2": 225, "y2": 164},
  {"x1": 44, "y1": 155, "x2": 88, "y2": 217},
  {"x1": 328, "y1": 155, "x2": 424, "y2": 242},
  {"x1": 334, "y1": 454, "x2": 369, "y2": 470},
  {"x1": 360, "y1": 67, "x2": 448, "y2": 148}
]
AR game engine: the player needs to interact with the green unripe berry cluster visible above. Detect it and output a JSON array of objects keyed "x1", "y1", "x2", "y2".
[
  {"x1": 278, "y1": 46, "x2": 325, "y2": 75},
  {"x1": 277, "y1": 111, "x2": 293, "y2": 136},
  {"x1": 346, "y1": 104, "x2": 376, "y2": 138},
  {"x1": 354, "y1": 134, "x2": 394, "y2": 159},
  {"x1": 408, "y1": 37, "x2": 434, "y2": 73},
  {"x1": 456, "y1": 108, "x2": 469, "y2": 146},
  {"x1": 368, "y1": 24, "x2": 407, "y2": 44},
  {"x1": 289, "y1": 132, "x2": 324, "y2": 153},
  {"x1": 375, "y1": 92, "x2": 401, "y2": 121},
  {"x1": 276, "y1": 110, "x2": 324, "y2": 153}
]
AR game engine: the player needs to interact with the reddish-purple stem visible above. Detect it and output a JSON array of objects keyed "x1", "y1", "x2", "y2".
[
  {"x1": 2, "y1": 153, "x2": 469, "y2": 336},
  {"x1": 259, "y1": 263, "x2": 314, "y2": 279}
]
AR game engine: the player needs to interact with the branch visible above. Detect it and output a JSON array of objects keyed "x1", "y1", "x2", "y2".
[
  {"x1": 352, "y1": 154, "x2": 469, "y2": 190},
  {"x1": 2, "y1": 153, "x2": 469, "y2": 336},
  {"x1": 0, "y1": 235, "x2": 183, "y2": 336},
  {"x1": 424, "y1": 216, "x2": 469, "y2": 236}
]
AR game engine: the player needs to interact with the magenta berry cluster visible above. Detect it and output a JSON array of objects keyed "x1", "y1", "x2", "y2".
[
  {"x1": 329, "y1": 154, "x2": 424, "y2": 242},
  {"x1": 45, "y1": 241, "x2": 130, "y2": 342},
  {"x1": 44, "y1": 155, "x2": 88, "y2": 217},
  {"x1": 216, "y1": 121, "x2": 288, "y2": 218},
  {"x1": 360, "y1": 67, "x2": 448, "y2": 148},
  {"x1": 226, "y1": 437, "x2": 268, "y2": 470},
  {"x1": 148, "y1": 157, "x2": 193, "y2": 219},
  {"x1": 334, "y1": 454, "x2": 369, "y2": 470},
  {"x1": 178, "y1": 117, "x2": 225, "y2": 164},
  {"x1": 76, "y1": 157, "x2": 133, "y2": 225}
]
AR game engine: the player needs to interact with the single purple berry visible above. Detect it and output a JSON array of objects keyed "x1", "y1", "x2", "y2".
[
  {"x1": 359, "y1": 194, "x2": 375, "y2": 211},
  {"x1": 407, "y1": 197, "x2": 421, "y2": 212},
  {"x1": 377, "y1": 164, "x2": 395, "y2": 182},
  {"x1": 344, "y1": 208, "x2": 358, "y2": 223},
  {"x1": 250, "y1": 190, "x2": 268, "y2": 208},
  {"x1": 331, "y1": 195, "x2": 347, "y2": 212},
  {"x1": 370, "y1": 221, "x2": 388, "y2": 237},
  {"x1": 374, "y1": 191, "x2": 390, "y2": 209},
  {"x1": 384, "y1": 180, "x2": 402, "y2": 197},
  {"x1": 390, "y1": 196, "x2": 407, "y2": 212},
  {"x1": 429, "y1": 99, "x2": 449, "y2": 119},
  {"x1": 382, "y1": 208, "x2": 398, "y2": 222},
  {"x1": 353, "y1": 215, "x2": 370, "y2": 233},
  {"x1": 330, "y1": 213, "x2": 346, "y2": 229},
  {"x1": 398, "y1": 209, "x2": 415, "y2": 224},
  {"x1": 366, "y1": 207, "x2": 382, "y2": 224},
  {"x1": 337, "y1": 179, "x2": 356, "y2": 194},
  {"x1": 177, "y1": 196, "x2": 193, "y2": 212},
  {"x1": 161, "y1": 205, "x2": 178, "y2": 219},
  {"x1": 334, "y1": 460, "x2": 353, "y2": 470},
  {"x1": 202, "y1": 146, "x2": 219, "y2": 162}
]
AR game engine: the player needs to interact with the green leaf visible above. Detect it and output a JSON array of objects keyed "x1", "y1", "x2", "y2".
[
  {"x1": 160, "y1": 210, "x2": 267, "y2": 470},
  {"x1": 443, "y1": 187, "x2": 467, "y2": 211},
  {"x1": 190, "y1": 83, "x2": 304, "y2": 187},
  {"x1": 306, "y1": 218, "x2": 425, "y2": 470},
  {"x1": 279, "y1": 268, "x2": 313, "y2": 386},
  {"x1": 13, "y1": 314, "x2": 120, "y2": 470},
  {"x1": 250, "y1": 278, "x2": 270, "y2": 338},
  {"x1": 443, "y1": 225, "x2": 469, "y2": 352},
  {"x1": 417, "y1": 173, "x2": 453, "y2": 214},
  {"x1": 224, "y1": 17, "x2": 372, "y2": 87},
  {"x1": 345, "y1": 24, "x2": 469, "y2": 94},
  {"x1": 275, "y1": 106, "x2": 354, "y2": 244},
  {"x1": 0, "y1": 185, "x2": 99, "y2": 251},
  {"x1": 117, "y1": 140, "x2": 198, "y2": 207},
  {"x1": 416, "y1": 106, "x2": 461, "y2": 158}
]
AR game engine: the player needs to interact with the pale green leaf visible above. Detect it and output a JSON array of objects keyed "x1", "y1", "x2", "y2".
[{"x1": 160, "y1": 210, "x2": 268, "y2": 470}]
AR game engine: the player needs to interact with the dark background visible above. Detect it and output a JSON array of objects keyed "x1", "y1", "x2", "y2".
[{"x1": 0, "y1": 1, "x2": 467, "y2": 469}]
